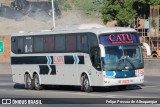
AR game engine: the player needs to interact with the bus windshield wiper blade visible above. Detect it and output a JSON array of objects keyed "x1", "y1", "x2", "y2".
[
  {"x1": 115, "y1": 56, "x2": 125, "y2": 71},
  {"x1": 126, "y1": 56, "x2": 135, "y2": 69}
]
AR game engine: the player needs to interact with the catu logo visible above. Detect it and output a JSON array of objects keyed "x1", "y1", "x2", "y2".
[{"x1": 53, "y1": 56, "x2": 64, "y2": 64}]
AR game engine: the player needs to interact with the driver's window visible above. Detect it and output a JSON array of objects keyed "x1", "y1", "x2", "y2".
[{"x1": 90, "y1": 47, "x2": 101, "y2": 70}]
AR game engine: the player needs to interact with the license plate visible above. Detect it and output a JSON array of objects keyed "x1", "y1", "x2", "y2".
[{"x1": 122, "y1": 80, "x2": 129, "y2": 84}]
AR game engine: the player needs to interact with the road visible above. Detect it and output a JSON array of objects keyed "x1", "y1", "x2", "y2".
[{"x1": 0, "y1": 74, "x2": 160, "y2": 107}]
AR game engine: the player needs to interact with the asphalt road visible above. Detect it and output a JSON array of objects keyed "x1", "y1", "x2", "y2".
[{"x1": 0, "y1": 74, "x2": 160, "y2": 107}]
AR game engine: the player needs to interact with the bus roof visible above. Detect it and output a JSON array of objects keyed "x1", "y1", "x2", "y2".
[{"x1": 11, "y1": 24, "x2": 136, "y2": 36}]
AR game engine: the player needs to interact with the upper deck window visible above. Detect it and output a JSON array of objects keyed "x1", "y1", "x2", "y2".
[{"x1": 11, "y1": 32, "x2": 99, "y2": 54}]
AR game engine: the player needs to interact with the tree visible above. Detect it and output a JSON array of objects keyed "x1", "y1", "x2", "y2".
[
  {"x1": 101, "y1": 0, "x2": 136, "y2": 26},
  {"x1": 101, "y1": 0, "x2": 160, "y2": 26}
]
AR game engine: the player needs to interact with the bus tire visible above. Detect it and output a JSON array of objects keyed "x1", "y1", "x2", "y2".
[
  {"x1": 24, "y1": 74, "x2": 34, "y2": 90},
  {"x1": 82, "y1": 75, "x2": 93, "y2": 92},
  {"x1": 33, "y1": 74, "x2": 42, "y2": 90},
  {"x1": 80, "y1": 76, "x2": 84, "y2": 91}
]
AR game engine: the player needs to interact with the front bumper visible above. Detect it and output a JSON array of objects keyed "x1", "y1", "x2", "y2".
[{"x1": 102, "y1": 76, "x2": 144, "y2": 86}]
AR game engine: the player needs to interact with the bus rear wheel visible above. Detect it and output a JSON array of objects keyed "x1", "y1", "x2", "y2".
[
  {"x1": 33, "y1": 74, "x2": 42, "y2": 90},
  {"x1": 81, "y1": 75, "x2": 93, "y2": 92},
  {"x1": 24, "y1": 74, "x2": 34, "y2": 90}
]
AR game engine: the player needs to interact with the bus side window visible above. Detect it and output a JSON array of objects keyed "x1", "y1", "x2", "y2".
[
  {"x1": 11, "y1": 37, "x2": 17, "y2": 53},
  {"x1": 11, "y1": 37, "x2": 24, "y2": 54},
  {"x1": 77, "y1": 34, "x2": 89, "y2": 53},
  {"x1": 55, "y1": 35, "x2": 65, "y2": 52},
  {"x1": 88, "y1": 33, "x2": 98, "y2": 50},
  {"x1": 44, "y1": 36, "x2": 55, "y2": 53},
  {"x1": 66, "y1": 34, "x2": 76, "y2": 52},
  {"x1": 34, "y1": 36, "x2": 44, "y2": 53},
  {"x1": 24, "y1": 37, "x2": 33, "y2": 53},
  {"x1": 81, "y1": 34, "x2": 89, "y2": 52}
]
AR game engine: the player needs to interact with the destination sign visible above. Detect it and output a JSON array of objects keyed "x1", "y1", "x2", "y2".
[{"x1": 99, "y1": 33, "x2": 140, "y2": 45}]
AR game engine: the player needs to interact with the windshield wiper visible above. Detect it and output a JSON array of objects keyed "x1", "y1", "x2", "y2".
[
  {"x1": 115, "y1": 56, "x2": 135, "y2": 71},
  {"x1": 115, "y1": 56, "x2": 125, "y2": 71},
  {"x1": 126, "y1": 56, "x2": 135, "y2": 69}
]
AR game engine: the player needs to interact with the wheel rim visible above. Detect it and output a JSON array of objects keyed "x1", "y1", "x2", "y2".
[
  {"x1": 35, "y1": 77, "x2": 39, "y2": 88},
  {"x1": 27, "y1": 76, "x2": 31, "y2": 88},
  {"x1": 83, "y1": 78, "x2": 89, "y2": 90}
]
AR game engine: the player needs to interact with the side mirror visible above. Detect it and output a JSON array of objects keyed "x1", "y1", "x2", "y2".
[
  {"x1": 99, "y1": 44, "x2": 105, "y2": 57},
  {"x1": 94, "y1": 48, "x2": 101, "y2": 70}
]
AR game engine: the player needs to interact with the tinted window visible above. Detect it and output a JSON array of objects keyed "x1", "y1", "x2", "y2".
[
  {"x1": 24, "y1": 37, "x2": 33, "y2": 53},
  {"x1": 34, "y1": 36, "x2": 44, "y2": 53},
  {"x1": 44, "y1": 36, "x2": 54, "y2": 53},
  {"x1": 77, "y1": 34, "x2": 89, "y2": 52},
  {"x1": 88, "y1": 33, "x2": 98, "y2": 50},
  {"x1": 17, "y1": 37, "x2": 24, "y2": 53},
  {"x1": 12, "y1": 33, "x2": 98, "y2": 54},
  {"x1": 11, "y1": 37, "x2": 16, "y2": 53},
  {"x1": 55, "y1": 35, "x2": 65, "y2": 52},
  {"x1": 66, "y1": 34, "x2": 77, "y2": 51},
  {"x1": 11, "y1": 37, "x2": 24, "y2": 53}
]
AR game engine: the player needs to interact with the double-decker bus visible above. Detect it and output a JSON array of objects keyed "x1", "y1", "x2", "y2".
[{"x1": 11, "y1": 24, "x2": 144, "y2": 92}]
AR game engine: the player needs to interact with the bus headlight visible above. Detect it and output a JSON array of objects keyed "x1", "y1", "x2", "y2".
[{"x1": 135, "y1": 69, "x2": 144, "y2": 77}]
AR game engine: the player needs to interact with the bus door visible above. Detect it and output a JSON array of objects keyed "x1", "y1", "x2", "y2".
[{"x1": 90, "y1": 47, "x2": 102, "y2": 86}]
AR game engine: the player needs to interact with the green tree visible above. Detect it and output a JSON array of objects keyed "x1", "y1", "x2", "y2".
[
  {"x1": 101, "y1": 0, "x2": 160, "y2": 26},
  {"x1": 148, "y1": 0, "x2": 160, "y2": 5},
  {"x1": 101, "y1": 0, "x2": 136, "y2": 26}
]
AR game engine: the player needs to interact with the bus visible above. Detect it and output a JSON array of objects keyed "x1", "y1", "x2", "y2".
[{"x1": 11, "y1": 24, "x2": 144, "y2": 92}]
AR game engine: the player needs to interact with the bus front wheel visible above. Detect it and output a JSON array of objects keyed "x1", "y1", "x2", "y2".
[
  {"x1": 24, "y1": 74, "x2": 34, "y2": 90},
  {"x1": 33, "y1": 74, "x2": 42, "y2": 90},
  {"x1": 81, "y1": 75, "x2": 93, "y2": 92}
]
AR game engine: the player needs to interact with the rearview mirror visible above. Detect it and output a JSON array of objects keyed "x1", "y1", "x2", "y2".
[
  {"x1": 118, "y1": 45, "x2": 122, "y2": 50},
  {"x1": 99, "y1": 44, "x2": 105, "y2": 57}
]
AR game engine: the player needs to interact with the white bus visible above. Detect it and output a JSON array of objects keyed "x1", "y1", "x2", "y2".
[{"x1": 11, "y1": 24, "x2": 144, "y2": 92}]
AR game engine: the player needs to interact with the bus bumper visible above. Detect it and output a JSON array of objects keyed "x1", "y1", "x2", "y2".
[{"x1": 102, "y1": 76, "x2": 144, "y2": 86}]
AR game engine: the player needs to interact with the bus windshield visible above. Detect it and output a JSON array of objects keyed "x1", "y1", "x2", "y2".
[{"x1": 103, "y1": 45, "x2": 143, "y2": 71}]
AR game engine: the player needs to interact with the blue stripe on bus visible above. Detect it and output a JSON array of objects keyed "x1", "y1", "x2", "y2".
[{"x1": 106, "y1": 70, "x2": 135, "y2": 78}]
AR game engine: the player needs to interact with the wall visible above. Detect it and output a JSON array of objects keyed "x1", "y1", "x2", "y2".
[
  {"x1": 0, "y1": 35, "x2": 10, "y2": 63},
  {"x1": 144, "y1": 59, "x2": 160, "y2": 76}
]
